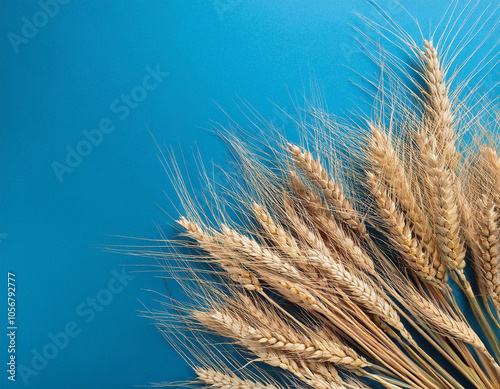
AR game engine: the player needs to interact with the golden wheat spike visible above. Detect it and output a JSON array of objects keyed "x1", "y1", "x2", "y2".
[
  {"x1": 420, "y1": 40, "x2": 459, "y2": 169},
  {"x1": 195, "y1": 368, "x2": 279, "y2": 389},
  {"x1": 194, "y1": 307, "x2": 368, "y2": 369},
  {"x1": 474, "y1": 197, "x2": 500, "y2": 310},
  {"x1": 288, "y1": 143, "x2": 367, "y2": 237},
  {"x1": 368, "y1": 124, "x2": 447, "y2": 278},
  {"x1": 417, "y1": 132, "x2": 466, "y2": 273},
  {"x1": 367, "y1": 172, "x2": 446, "y2": 287},
  {"x1": 481, "y1": 145, "x2": 500, "y2": 204},
  {"x1": 290, "y1": 171, "x2": 375, "y2": 274},
  {"x1": 177, "y1": 217, "x2": 263, "y2": 292},
  {"x1": 408, "y1": 291, "x2": 487, "y2": 352}
]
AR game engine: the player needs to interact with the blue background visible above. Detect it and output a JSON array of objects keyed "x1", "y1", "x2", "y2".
[{"x1": 1, "y1": 1, "x2": 498, "y2": 389}]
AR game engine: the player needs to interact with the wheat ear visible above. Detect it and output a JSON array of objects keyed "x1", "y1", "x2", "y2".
[
  {"x1": 290, "y1": 171, "x2": 375, "y2": 274},
  {"x1": 177, "y1": 217, "x2": 263, "y2": 292},
  {"x1": 196, "y1": 309, "x2": 345, "y2": 389},
  {"x1": 216, "y1": 225, "x2": 330, "y2": 312},
  {"x1": 481, "y1": 145, "x2": 500, "y2": 204},
  {"x1": 369, "y1": 124, "x2": 446, "y2": 279},
  {"x1": 255, "y1": 349, "x2": 347, "y2": 389},
  {"x1": 417, "y1": 132, "x2": 466, "y2": 272},
  {"x1": 250, "y1": 197, "x2": 407, "y2": 341},
  {"x1": 421, "y1": 39, "x2": 458, "y2": 168},
  {"x1": 288, "y1": 144, "x2": 367, "y2": 236},
  {"x1": 216, "y1": 225, "x2": 412, "y2": 343},
  {"x1": 281, "y1": 194, "x2": 333, "y2": 258},
  {"x1": 194, "y1": 307, "x2": 368, "y2": 369},
  {"x1": 253, "y1": 203, "x2": 301, "y2": 255},
  {"x1": 195, "y1": 368, "x2": 278, "y2": 389},
  {"x1": 474, "y1": 197, "x2": 500, "y2": 310},
  {"x1": 218, "y1": 225, "x2": 307, "y2": 282},
  {"x1": 367, "y1": 172, "x2": 446, "y2": 287},
  {"x1": 303, "y1": 248, "x2": 413, "y2": 343},
  {"x1": 408, "y1": 291, "x2": 488, "y2": 353},
  {"x1": 253, "y1": 201, "x2": 332, "y2": 289},
  {"x1": 238, "y1": 294, "x2": 368, "y2": 369}
]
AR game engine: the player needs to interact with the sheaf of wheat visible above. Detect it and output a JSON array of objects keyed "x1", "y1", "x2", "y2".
[{"x1": 140, "y1": 4, "x2": 500, "y2": 389}]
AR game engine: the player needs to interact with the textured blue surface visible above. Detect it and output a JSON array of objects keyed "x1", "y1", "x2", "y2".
[{"x1": 1, "y1": 1, "x2": 499, "y2": 388}]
